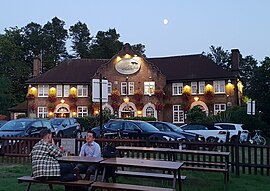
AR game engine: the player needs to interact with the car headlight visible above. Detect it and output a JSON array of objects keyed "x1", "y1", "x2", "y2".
[{"x1": 162, "y1": 136, "x2": 175, "y2": 141}]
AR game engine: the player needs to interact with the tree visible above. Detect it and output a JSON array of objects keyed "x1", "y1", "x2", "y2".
[
  {"x1": 186, "y1": 106, "x2": 207, "y2": 123},
  {"x1": 69, "y1": 21, "x2": 92, "y2": 58},
  {"x1": 89, "y1": 28, "x2": 123, "y2": 59},
  {"x1": 42, "y1": 17, "x2": 68, "y2": 71},
  {"x1": 204, "y1": 45, "x2": 231, "y2": 69},
  {"x1": 131, "y1": 43, "x2": 146, "y2": 57},
  {"x1": 239, "y1": 55, "x2": 258, "y2": 93},
  {"x1": 0, "y1": 75, "x2": 14, "y2": 115},
  {"x1": 247, "y1": 57, "x2": 270, "y2": 127}
]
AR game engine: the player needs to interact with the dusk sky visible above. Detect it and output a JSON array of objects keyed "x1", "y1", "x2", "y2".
[{"x1": 1, "y1": 0, "x2": 269, "y2": 61}]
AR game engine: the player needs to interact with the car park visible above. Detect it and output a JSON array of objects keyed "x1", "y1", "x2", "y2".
[
  {"x1": 179, "y1": 123, "x2": 227, "y2": 142},
  {"x1": 92, "y1": 119, "x2": 186, "y2": 141},
  {"x1": 0, "y1": 118, "x2": 53, "y2": 149},
  {"x1": 214, "y1": 123, "x2": 249, "y2": 142},
  {"x1": 147, "y1": 121, "x2": 205, "y2": 142},
  {"x1": 50, "y1": 118, "x2": 81, "y2": 138}
]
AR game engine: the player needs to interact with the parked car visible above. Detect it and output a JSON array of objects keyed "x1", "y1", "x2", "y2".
[
  {"x1": 92, "y1": 119, "x2": 186, "y2": 141},
  {"x1": 50, "y1": 118, "x2": 81, "y2": 138},
  {"x1": 147, "y1": 121, "x2": 205, "y2": 142},
  {"x1": 214, "y1": 123, "x2": 249, "y2": 142},
  {"x1": 0, "y1": 120, "x2": 8, "y2": 128},
  {"x1": 0, "y1": 118, "x2": 54, "y2": 149},
  {"x1": 179, "y1": 123, "x2": 227, "y2": 142}
]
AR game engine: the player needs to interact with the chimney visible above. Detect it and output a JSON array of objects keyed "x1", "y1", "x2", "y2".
[
  {"x1": 33, "y1": 55, "x2": 42, "y2": 77},
  {"x1": 231, "y1": 49, "x2": 240, "y2": 72}
]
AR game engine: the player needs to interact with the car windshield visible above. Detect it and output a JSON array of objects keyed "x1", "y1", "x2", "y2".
[
  {"x1": 166, "y1": 122, "x2": 183, "y2": 132},
  {"x1": 51, "y1": 119, "x2": 64, "y2": 125},
  {"x1": 0, "y1": 120, "x2": 32, "y2": 131},
  {"x1": 134, "y1": 121, "x2": 159, "y2": 132}
]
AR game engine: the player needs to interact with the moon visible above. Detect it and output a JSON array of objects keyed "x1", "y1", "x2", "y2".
[{"x1": 163, "y1": 19, "x2": 169, "y2": 25}]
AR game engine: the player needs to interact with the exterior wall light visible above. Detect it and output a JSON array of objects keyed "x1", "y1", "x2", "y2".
[
  {"x1": 194, "y1": 96, "x2": 199, "y2": 102},
  {"x1": 60, "y1": 99, "x2": 65, "y2": 104}
]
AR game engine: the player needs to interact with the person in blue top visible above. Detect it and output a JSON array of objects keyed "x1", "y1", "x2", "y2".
[{"x1": 74, "y1": 130, "x2": 101, "y2": 180}]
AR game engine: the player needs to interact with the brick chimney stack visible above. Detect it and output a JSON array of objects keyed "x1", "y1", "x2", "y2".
[
  {"x1": 33, "y1": 55, "x2": 42, "y2": 77},
  {"x1": 231, "y1": 49, "x2": 240, "y2": 72}
]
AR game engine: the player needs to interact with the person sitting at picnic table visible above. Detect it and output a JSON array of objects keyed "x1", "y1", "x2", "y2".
[
  {"x1": 73, "y1": 130, "x2": 101, "y2": 180},
  {"x1": 31, "y1": 129, "x2": 80, "y2": 182}
]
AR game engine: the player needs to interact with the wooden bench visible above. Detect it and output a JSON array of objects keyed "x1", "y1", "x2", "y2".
[
  {"x1": 91, "y1": 182, "x2": 175, "y2": 191},
  {"x1": 17, "y1": 176, "x2": 93, "y2": 191},
  {"x1": 115, "y1": 170, "x2": 187, "y2": 180}
]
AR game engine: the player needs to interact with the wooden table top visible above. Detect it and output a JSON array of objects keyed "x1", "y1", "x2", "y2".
[
  {"x1": 101, "y1": 157, "x2": 184, "y2": 170},
  {"x1": 58, "y1": 156, "x2": 105, "y2": 163}
]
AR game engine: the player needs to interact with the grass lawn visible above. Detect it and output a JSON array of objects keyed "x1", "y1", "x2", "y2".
[{"x1": 1, "y1": 163, "x2": 269, "y2": 191}]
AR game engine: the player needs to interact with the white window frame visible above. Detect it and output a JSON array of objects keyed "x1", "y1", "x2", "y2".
[
  {"x1": 38, "y1": 85, "x2": 49, "y2": 97},
  {"x1": 191, "y1": 82, "x2": 197, "y2": 95},
  {"x1": 77, "y1": 106, "x2": 88, "y2": 117},
  {"x1": 128, "y1": 82, "x2": 134, "y2": 95},
  {"x1": 172, "y1": 83, "x2": 183, "y2": 95},
  {"x1": 121, "y1": 82, "x2": 127, "y2": 95},
  {"x1": 199, "y1": 81, "x2": 205, "y2": 94},
  {"x1": 64, "y1": 85, "x2": 70, "y2": 97},
  {"x1": 213, "y1": 80, "x2": 225, "y2": 94},
  {"x1": 77, "y1": 85, "x2": 88, "y2": 97},
  {"x1": 144, "y1": 81, "x2": 155, "y2": 95},
  {"x1": 214, "y1": 104, "x2": 226, "y2": 115},
  {"x1": 56, "y1": 85, "x2": 62, "y2": 97},
  {"x1": 38, "y1": 107, "x2": 48, "y2": 118},
  {"x1": 108, "y1": 82, "x2": 112, "y2": 95},
  {"x1": 173, "y1": 105, "x2": 184, "y2": 123}
]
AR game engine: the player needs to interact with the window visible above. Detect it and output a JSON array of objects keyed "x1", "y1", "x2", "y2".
[
  {"x1": 213, "y1": 80, "x2": 225, "y2": 93},
  {"x1": 214, "y1": 104, "x2": 226, "y2": 115},
  {"x1": 56, "y1": 85, "x2": 62, "y2": 97},
  {"x1": 38, "y1": 85, "x2": 49, "y2": 97},
  {"x1": 144, "y1": 82, "x2": 155, "y2": 95},
  {"x1": 77, "y1": 106, "x2": 88, "y2": 117},
  {"x1": 108, "y1": 82, "x2": 112, "y2": 95},
  {"x1": 172, "y1": 83, "x2": 183, "y2": 95},
  {"x1": 64, "y1": 85, "x2": 70, "y2": 97},
  {"x1": 173, "y1": 105, "x2": 184, "y2": 123},
  {"x1": 38, "y1": 107, "x2": 48, "y2": 118},
  {"x1": 128, "y1": 82, "x2": 134, "y2": 95},
  {"x1": 199, "y1": 81, "x2": 205, "y2": 94},
  {"x1": 121, "y1": 82, "x2": 127, "y2": 95},
  {"x1": 77, "y1": 85, "x2": 88, "y2": 97},
  {"x1": 146, "y1": 106, "x2": 154, "y2": 117},
  {"x1": 191, "y1": 82, "x2": 197, "y2": 95}
]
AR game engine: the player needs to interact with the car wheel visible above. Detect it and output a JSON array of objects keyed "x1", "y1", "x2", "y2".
[
  {"x1": 206, "y1": 137, "x2": 217, "y2": 143},
  {"x1": 57, "y1": 131, "x2": 64, "y2": 138}
]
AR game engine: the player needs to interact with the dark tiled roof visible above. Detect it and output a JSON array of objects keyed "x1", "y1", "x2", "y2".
[
  {"x1": 147, "y1": 54, "x2": 236, "y2": 81},
  {"x1": 26, "y1": 59, "x2": 109, "y2": 84},
  {"x1": 26, "y1": 54, "x2": 236, "y2": 84}
]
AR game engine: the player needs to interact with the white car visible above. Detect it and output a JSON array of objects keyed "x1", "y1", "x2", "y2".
[
  {"x1": 214, "y1": 123, "x2": 249, "y2": 142},
  {"x1": 180, "y1": 124, "x2": 227, "y2": 142}
]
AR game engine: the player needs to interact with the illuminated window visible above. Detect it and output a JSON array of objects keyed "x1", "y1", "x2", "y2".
[
  {"x1": 173, "y1": 105, "x2": 184, "y2": 123},
  {"x1": 146, "y1": 106, "x2": 154, "y2": 117},
  {"x1": 144, "y1": 82, "x2": 155, "y2": 95},
  {"x1": 38, "y1": 85, "x2": 49, "y2": 97},
  {"x1": 38, "y1": 107, "x2": 48, "y2": 118},
  {"x1": 172, "y1": 83, "x2": 183, "y2": 95},
  {"x1": 77, "y1": 106, "x2": 88, "y2": 117}
]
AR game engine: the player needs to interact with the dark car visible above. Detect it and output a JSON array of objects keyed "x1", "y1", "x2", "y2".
[
  {"x1": 147, "y1": 121, "x2": 205, "y2": 142},
  {"x1": 92, "y1": 119, "x2": 186, "y2": 141},
  {"x1": 50, "y1": 118, "x2": 81, "y2": 138},
  {"x1": 0, "y1": 118, "x2": 53, "y2": 149}
]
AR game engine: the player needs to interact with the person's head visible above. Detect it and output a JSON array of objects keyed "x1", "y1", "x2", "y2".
[
  {"x1": 86, "y1": 130, "x2": 96, "y2": 144},
  {"x1": 40, "y1": 129, "x2": 52, "y2": 143}
]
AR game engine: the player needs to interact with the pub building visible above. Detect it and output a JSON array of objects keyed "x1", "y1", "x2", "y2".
[{"x1": 15, "y1": 43, "x2": 243, "y2": 125}]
